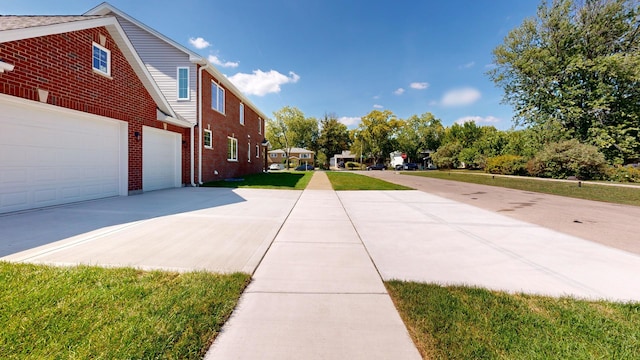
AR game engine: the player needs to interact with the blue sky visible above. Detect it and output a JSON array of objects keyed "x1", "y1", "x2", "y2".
[{"x1": 2, "y1": 1, "x2": 540, "y2": 129}]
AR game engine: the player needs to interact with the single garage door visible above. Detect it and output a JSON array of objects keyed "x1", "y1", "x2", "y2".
[
  {"x1": 0, "y1": 97, "x2": 127, "y2": 214},
  {"x1": 142, "y1": 126, "x2": 181, "y2": 191}
]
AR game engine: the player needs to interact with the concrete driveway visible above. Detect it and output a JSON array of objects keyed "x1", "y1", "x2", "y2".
[{"x1": 1, "y1": 187, "x2": 301, "y2": 273}]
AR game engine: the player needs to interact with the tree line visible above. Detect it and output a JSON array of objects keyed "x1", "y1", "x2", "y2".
[{"x1": 266, "y1": 0, "x2": 639, "y2": 182}]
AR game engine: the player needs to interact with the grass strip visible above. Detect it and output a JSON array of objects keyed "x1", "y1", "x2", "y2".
[
  {"x1": 406, "y1": 171, "x2": 640, "y2": 206},
  {"x1": 0, "y1": 262, "x2": 250, "y2": 359},
  {"x1": 326, "y1": 171, "x2": 413, "y2": 190},
  {"x1": 386, "y1": 281, "x2": 640, "y2": 360},
  {"x1": 201, "y1": 171, "x2": 312, "y2": 190}
]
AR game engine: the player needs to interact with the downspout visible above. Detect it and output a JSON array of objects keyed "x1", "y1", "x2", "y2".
[
  {"x1": 198, "y1": 63, "x2": 207, "y2": 185},
  {"x1": 190, "y1": 124, "x2": 195, "y2": 187}
]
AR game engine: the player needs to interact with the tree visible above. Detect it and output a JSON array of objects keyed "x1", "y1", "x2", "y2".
[
  {"x1": 396, "y1": 112, "x2": 444, "y2": 163},
  {"x1": 317, "y1": 114, "x2": 350, "y2": 168},
  {"x1": 352, "y1": 110, "x2": 402, "y2": 164},
  {"x1": 489, "y1": 0, "x2": 640, "y2": 164},
  {"x1": 266, "y1": 106, "x2": 319, "y2": 168}
]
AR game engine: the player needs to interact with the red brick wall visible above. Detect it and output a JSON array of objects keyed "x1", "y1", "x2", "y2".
[
  {"x1": 0, "y1": 27, "x2": 190, "y2": 191},
  {"x1": 199, "y1": 69, "x2": 265, "y2": 182}
]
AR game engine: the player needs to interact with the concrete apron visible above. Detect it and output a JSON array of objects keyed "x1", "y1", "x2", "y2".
[
  {"x1": 205, "y1": 187, "x2": 422, "y2": 359},
  {"x1": 1, "y1": 188, "x2": 301, "y2": 274}
]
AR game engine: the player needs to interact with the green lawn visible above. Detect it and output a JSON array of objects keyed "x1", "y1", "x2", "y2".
[
  {"x1": 326, "y1": 171, "x2": 413, "y2": 190},
  {"x1": 406, "y1": 171, "x2": 640, "y2": 206},
  {"x1": 201, "y1": 171, "x2": 312, "y2": 190},
  {"x1": 0, "y1": 262, "x2": 250, "y2": 359},
  {"x1": 387, "y1": 281, "x2": 640, "y2": 360}
]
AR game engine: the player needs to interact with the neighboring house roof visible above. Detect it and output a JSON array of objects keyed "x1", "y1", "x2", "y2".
[
  {"x1": 269, "y1": 148, "x2": 315, "y2": 154},
  {"x1": 85, "y1": 2, "x2": 269, "y2": 121},
  {"x1": 0, "y1": 14, "x2": 192, "y2": 128},
  {"x1": 0, "y1": 15, "x2": 105, "y2": 31}
]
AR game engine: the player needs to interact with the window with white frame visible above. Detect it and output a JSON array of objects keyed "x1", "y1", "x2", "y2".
[
  {"x1": 203, "y1": 129, "x2": 212, "y2": 149},
  {"x1": 239, "y1": 103, "x2": 245, "y2": 125},
  {"x1": 247, "y1": 142, "x2": 251, "y2": 162},
  {"x1": 300, "y1": 153, "x2": 311, "y2": 159},
  {"x1": 227, "y1": 136, "x2": 238, "y2": 161},
  {"x1": 255, "y1": 144, "x2": 260, "y2": 158},
  {"x1": 92, "y1": 43, "x2": 111, "y2": 76},
  {"x1": 258, "y1": 118, "x2": 262, "y2": 134},
  {"x1": 212, "y1": 82, "x2": 225, "y2": 114},
  {"x1": 177, "y1": 67, "x2": 189, "y2": 100},
  {"x1": 270, "y1": 153, "x2": 278, "y2": 158}
]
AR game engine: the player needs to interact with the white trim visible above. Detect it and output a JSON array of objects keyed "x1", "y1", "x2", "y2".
[
  {"x1": 203, "y1": 129, "x2": 213, "y2": 149},
  {"x1": 0, "y1": 61, "x2": 15, "y2": 73},
  {"x1": 258, "y1": 117, "x2": 262, "y2": 134},
  {"x1": 177, "y1": 67, "x2": 190, "y2": 100},
  {"x1": 239, "y1": 103, "x2": 245, "y2": 125}
]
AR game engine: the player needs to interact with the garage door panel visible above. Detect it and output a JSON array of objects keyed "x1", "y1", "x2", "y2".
[
  {"x1": 143, "y1": 126, "x2": 181, "y2": 192},
  {"x1": 0, "y1": 98, "x2": 127, "y2": 214}
]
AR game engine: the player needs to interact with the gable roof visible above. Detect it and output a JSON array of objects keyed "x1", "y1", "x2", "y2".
[
  {"x1": 85, "y1": 2, "x2": 268, "y2": 121},
  {"x1": 0, "y1": 14, "x2": 192, "y2": 128}
]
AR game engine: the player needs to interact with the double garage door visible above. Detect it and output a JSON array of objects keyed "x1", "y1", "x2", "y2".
[{"x1": 0, "y1": 97, "x2": 181, "y2": 214}]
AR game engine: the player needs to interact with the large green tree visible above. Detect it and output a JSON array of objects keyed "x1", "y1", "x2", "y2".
[
  {"x1": 266, "y1": 106, "x2": 319, "y2": 167},
  {"x1": 317, "y1": 114, "x2": 350, "y2": 168},
  {"x1": 489, "y1": 0, "x2": 640, "y2": 164},
  {"x1": 396, "y1": 112, "x2": 444, "y2": 163},
  {"x1": 352, "y1": 110, "x2": 402, "y2": 164}
]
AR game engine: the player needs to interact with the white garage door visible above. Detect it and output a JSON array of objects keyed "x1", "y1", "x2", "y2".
[
  {"x1": 0, "y1": 96, "x2": 127, "y2": 214},
  {"x1": 142, "y1": 126, "x2": 181, "y2": 191}
]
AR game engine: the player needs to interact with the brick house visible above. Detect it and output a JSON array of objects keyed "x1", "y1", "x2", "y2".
[
  {"x1": 268, "y1": 148, "x2": 315, "y2": 167},
  {"x1": 0, "y1": 15, "x2": 192, "y2": 214},
  {"x1": 86, "y1": 3, "x2": 268, "y2": 182},
  {"x1": 0, "y1": 3, "x2": 269, "y2": 214}
]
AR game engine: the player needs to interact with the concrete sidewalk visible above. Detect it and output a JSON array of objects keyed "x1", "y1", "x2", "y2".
[{"x1": 205, "y1": 172, "x2": 421, "y2": 359}]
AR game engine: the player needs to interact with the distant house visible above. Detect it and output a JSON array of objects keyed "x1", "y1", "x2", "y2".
[
  {"x1": 268, "y1": 148, "x2": 315, "y2": 166},
  {"x1": 330, "y1": 150, "x2": 357, "y2": 169}
]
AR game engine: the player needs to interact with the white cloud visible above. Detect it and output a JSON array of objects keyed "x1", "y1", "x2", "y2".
[
  {"x1": 459, "y1": 61, "x2": 475, "y2": 69},
  {"x1": 373, "y1": 95, "x2": 381, "y2": 100},
  {"x1": 189, "y1": 37, "x2": 211, "y2": 49},
  {"x1": 228, "y1": 70, "x2": 300, "y2": 96},
  {"x1": 410, "y1": 82, "x2": 429, "y2": 90},
  {"x1": 338, "y1": 116, "x2": 361, "y2": 126},
  {"x1": 441, "y1": 87, "x2": 481, "y2": 107},
  {"x1": 455, "y1": 116, "x2": 501, "y2": 125},
  {"x1": 394, "y1": 88, "x2": 405, "y2": 95},
  {"x1": 208, "y1": 55, "x2": 239, "y2": 68},
  {"x1": 373, "y1": 104, "x2": 384, "y2": 109}
]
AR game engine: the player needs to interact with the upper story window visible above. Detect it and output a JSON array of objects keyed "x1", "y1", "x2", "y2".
[
  {"x1": 270, "y1": 153, "x2": 278, "y2": 158},
  {"x1": 239, "y1": 103, "x2": 245, "y2": 125},
  {"x1": 300, "y1": 153, "x2": 311, "y2": 159},
  {"x1": 92, "y1": 43, "x2": 111, "y2": 76},
  {"x1": 204, "y1": 129, "x2": 212, "y2": 149},
  {"x1": 177, "y1": 67, "x2": 189, "y2": 100},
  {"x1": 258, "y1": 118, "x2": 262, "y2": 134},
  {"x1": 212, "y1": 82, "x2": 225, "y2": 114}
]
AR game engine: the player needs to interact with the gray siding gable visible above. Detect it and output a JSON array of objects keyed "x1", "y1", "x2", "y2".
[{"x1": 115, "y1": 15, "x2": 197, "y2": 124}]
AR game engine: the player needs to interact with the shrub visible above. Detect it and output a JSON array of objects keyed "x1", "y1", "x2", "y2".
[
  {"x1": 526, "y1": 139, "x2": 607, "y2": 180},
  {"x1": 432, "y1": 142, "x2": 463, "y2": 169},
  {"x1": 485, "y1": 155, "x2": 527, "y2": 175},
  {"x1": 606, "y1": 165, "x2": 640, "y2": 183}
]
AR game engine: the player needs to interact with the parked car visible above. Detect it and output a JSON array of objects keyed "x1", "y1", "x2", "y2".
[
  {"x1": 366, "y1": 164, "x2": 386, "y2": 171},
  {"x1": 269, "y1": 163, "x2": 282, "y2": 170},
  {"x1": 295, "y1": 164, "x2": 314, "y2": 171},
  {"x1": 403, "y1": 163, "x2": 419, "y2": 170}
]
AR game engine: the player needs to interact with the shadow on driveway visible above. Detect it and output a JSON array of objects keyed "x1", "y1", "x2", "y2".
[{"x1": 0, "y1": 187, "x2": 247, "y2": 257}]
